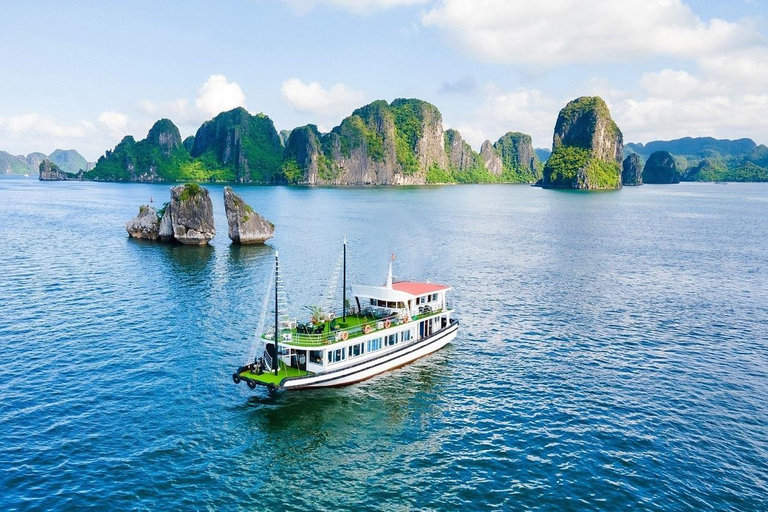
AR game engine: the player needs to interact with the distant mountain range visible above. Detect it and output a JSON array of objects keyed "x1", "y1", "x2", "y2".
[
  {"x1": 625, "y1": 137, "x2": 768, "y2": 182},
  {"x1": 1, "y1": 149, "x2": 92, "y2": 175}
]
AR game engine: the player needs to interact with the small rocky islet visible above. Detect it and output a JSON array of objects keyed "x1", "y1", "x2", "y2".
[{"x1": 125, "y1": 184, "x2": 274, "y2": 245}]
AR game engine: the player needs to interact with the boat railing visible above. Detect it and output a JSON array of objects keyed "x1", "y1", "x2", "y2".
[{"x1": 280, "y1": 308, "x2": 446, "y2": 347}]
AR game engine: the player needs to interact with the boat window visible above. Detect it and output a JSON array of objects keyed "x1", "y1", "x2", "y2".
[
  {"x1": 349, "y1": 343, "x2": 364, "y2": 357},
  {"x1": 397, "y1": 302, "x2": 405, "y2": 308},
  {"x1": 328, "y1": 348, "x2": 346, "y2": 364},
  {"x1": 367, "y1": 338, "x2": 382, "y2": 352},
  {"x1": 309, "y1": 350, "x2": 323, "y2": 364},
  {"x1": 370, "y1": 299, "x2": 378, "y2": 306},
  {"x1": 401, "y1": 330, "x2": 411, "y2": 342},
  {"x1": 386, "y1": 333, "x2": 397, "y2": 346}
]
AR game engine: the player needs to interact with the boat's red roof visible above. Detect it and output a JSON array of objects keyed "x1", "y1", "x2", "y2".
[{"x1": 392, "y1": 281, "x2": 450, "y2": 295}]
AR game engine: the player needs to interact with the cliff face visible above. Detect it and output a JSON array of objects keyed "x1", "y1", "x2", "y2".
[
  {"x1": 284, "y1": 99, "x2": 448, "y2": 185},
  {"x1": 643, "y1": 151, "x2": 680, "y2": 184},
  {"x1": 445, "y1": 129, "x2": 477, "y2": 173},
  {"x1": 494, "y1": 132, "x2": 542, "y2": 183},
  {"x1": 543, "y1": 96, "x2": 623, "y2": 190},
  {"x1": 480, "y1": 141, "x2": 503, "y2": 176},
  {"x1": 282, "y1": 125, "x2": 323, "y2": 183},
  {"x1": 160, "y1": 184, "x2": 216, "y2": 244},
  {"x1": 146, "y1": 119, "x2": 182, "y2": 156},
  {"x1": 223, "y1": 187, "x2": 274, "y2": 244},
  {"x1": 622, "y1": 154, "x2": 643, "y2": 185},
  {"x1": 125, "y1": 205, "x2": 161, "y2": 240},
  {"x1": 191, "y1": 107, "x2": 283, "y2": 183}
]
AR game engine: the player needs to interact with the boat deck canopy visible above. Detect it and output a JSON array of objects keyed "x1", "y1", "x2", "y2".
[
  {"x1": 392, "y1": 281, "x2": 450, "y2": 296},
  {"x1": 351, "y1": 281, "x2": 450, "y2": 302}
]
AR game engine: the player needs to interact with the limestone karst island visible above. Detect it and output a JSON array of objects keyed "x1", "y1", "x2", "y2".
[{"x1": 21, "y1": 97, "x2": 768, "y2": 188}]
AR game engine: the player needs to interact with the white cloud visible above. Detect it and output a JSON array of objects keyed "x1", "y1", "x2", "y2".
[
  {"x1": 447, "y1": 85, "x2": 559, "y2": 149},
  {"x1": 613, "y1": 87, "x2": 768, "y2": 144},
  {"x1": 422, "y1": 0, "x2": 761, "y2": 66},
  {"x1": 195, "y1": 74, "x2": 247, "y2": 117},
  {"x1": 639, "y1": 69, "x2": 729, "y2": 100},
  {"x1": 284, "y1": 0, "x2": 427, "y2": 15},
  {"x1": 0, "y1": 113, "x2": 104, "y2": 158},
  {"x1": 281, "y1": 78, "x2": 365, "y2": 127},
  {"x1": 698, "y1": 47, "x2": 768, "y2": 92},
  {"x1": 98, "y1": 111, "x2": 129, "y2": 136},
  {"x1": 2, "y1": 113, "x2": 91, "y2": 139}
]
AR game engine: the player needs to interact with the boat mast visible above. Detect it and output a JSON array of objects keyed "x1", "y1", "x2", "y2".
[
  {"x1": 274, "y1": 251, "x2": 279, "y2": 376},
  {"x1": 343, "y1": 237, "x2": 347, "y2": 322}
]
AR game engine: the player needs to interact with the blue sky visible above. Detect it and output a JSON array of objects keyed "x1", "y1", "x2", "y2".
[{"x1": 0, "y1": 0, "x2": 766, "y2": 160}]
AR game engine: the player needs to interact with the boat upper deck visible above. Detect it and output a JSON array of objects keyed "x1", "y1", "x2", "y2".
[{"x1": 267, "y1": 307, "x2": 447, "y2": 348}]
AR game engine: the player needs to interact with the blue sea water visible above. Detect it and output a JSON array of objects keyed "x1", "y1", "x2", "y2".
[{"x1": 1, "y1": 177, "x2": 767, "y2": 510}]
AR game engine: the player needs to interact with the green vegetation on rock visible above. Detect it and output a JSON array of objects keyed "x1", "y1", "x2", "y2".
[
  {"x1": 85, "y1": 120, "x2": 193, "y2": 182},
  {"x1": 179, "y1": 183, "x2": 202, "y2": 201},
  {"x1": 191, "y1": 108, "x2": 283, "y2": 183}
]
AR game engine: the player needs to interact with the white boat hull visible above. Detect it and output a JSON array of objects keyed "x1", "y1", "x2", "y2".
[{"x1": 281, "y1": 321, "x2": 459, "y2": 390}]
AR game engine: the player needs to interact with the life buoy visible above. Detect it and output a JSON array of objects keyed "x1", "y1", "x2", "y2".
[
  {"x1": 247, "y1": 380, "x2": 256, "y2": 389},
  {"x1": 340, "y1": 330, "x2": 349, "y2": 341},
  {"x1": 232, "y1": 374, "x2": 241, "y2": 384},
  {"x1": 404, "y1": 316, "x2": 411, "y2": 323},
  {"x1": 384, "y1": 320, "x2": 391, "y2": 329},
  {"x1": 363, "y1": 325, "x2": 372, "y2": 334}
]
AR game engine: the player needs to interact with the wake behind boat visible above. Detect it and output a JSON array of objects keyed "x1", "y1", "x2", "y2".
[{"x1": 232, "y1": 242, "x2": 458, "y2": 391}]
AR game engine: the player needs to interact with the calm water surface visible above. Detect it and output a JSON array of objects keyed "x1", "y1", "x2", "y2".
[{"x1": 1, "y1": 178, "x2": 767, "y2": 510}]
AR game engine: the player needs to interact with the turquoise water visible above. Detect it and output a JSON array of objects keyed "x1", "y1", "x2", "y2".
[{"x1": 1, "y1": 177, "x2": 767, "y2": 510}]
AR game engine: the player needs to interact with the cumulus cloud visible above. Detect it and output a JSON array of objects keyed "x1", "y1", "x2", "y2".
[
  {"x1": 612, "y1": 81, "x2": 768, "y2": 143},
  {"x1": 98, "y1": 111, "x2": 129, "y2": 137},
  {"x1": 698, "y1": 47, "x2": 768, "y2": 92},
  {"x1": 2, "y1": 113, "x2": 91, "y2": 139},
  {"x1": 422, "y1": 0, "x2": 761, "y2": 66},
  {"x1": 281, "y1": 78, "x2": 365, "y2": 126},
  {"x1": 447, "y1": 85, "x2": 559, "y2": 149},
  {"x1": 0, "y1": 113, "x2": 103, "y2": 158},
  {"x1": 284, "y1": 0, "x2": 428, "y2": 15},
  {"x1": 195, "y1": 74, "x2": 247, "y2": 117}
]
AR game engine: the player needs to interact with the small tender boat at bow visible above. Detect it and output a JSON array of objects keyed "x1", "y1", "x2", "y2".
[{"x1": 232, "y1": 242, "x2": 458, "y2": 391}]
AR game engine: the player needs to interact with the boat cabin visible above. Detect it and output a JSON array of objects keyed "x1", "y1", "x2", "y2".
[{"x1": 350, "y1": 280, "x2": 450, "y2": 320}]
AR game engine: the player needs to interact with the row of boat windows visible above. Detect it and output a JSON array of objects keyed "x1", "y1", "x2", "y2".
[
  {"x1": 416, "y1": 293, "x2": 439, "y2": 305},
  {"x1": 371, "y1": 294, "x2": 440, "y2": 309},
  {"x1": 313, "y1": 329, "x2": 414, "y2": 365},
  {"x1": 370, "y1": 299, "x2": 406, "y2": 308}
]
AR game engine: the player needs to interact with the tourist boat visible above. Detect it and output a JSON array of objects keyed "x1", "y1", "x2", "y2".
[{"x1": 232, "y1": 242, "x2": 459, "y2": 391}]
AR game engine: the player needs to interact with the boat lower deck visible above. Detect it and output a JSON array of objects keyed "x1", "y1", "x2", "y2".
[{"x1": 237, "y1": 365, "x2": 310, "y2": 387}]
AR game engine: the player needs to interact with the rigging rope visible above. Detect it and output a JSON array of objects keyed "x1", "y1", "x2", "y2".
[{"x1": 248, "y1": 266, "x2": 275, "y2": 363}]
